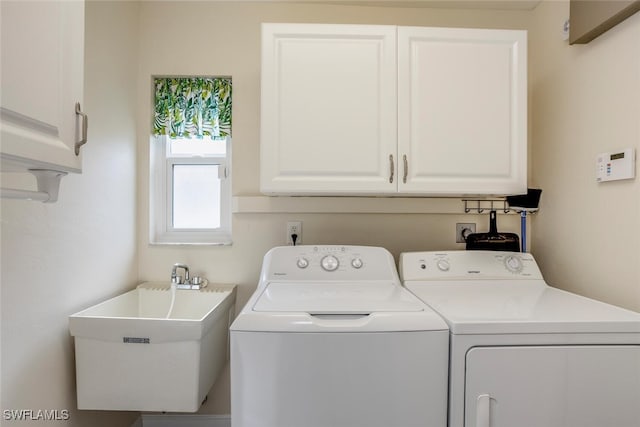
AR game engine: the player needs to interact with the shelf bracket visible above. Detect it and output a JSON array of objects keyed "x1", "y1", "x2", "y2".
[{"x1": 0, "y1": 169, "x2": 68, "y2": 203}]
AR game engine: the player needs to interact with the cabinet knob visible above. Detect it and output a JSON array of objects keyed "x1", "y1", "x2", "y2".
[{"x1": 75, "y1": 102, "x2": 88, "y2": 156}]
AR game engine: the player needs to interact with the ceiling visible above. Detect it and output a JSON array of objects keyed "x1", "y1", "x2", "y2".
[{"x1": 247, "y1": 0, "x2": 543, "y2": 10}]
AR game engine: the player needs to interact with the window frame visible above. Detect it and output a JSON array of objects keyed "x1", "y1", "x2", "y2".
[{"x1": 150, "y1": 135, "x2": 232, "y2": 245}]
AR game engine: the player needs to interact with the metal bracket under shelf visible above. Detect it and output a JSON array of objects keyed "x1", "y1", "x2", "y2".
[{"x1": 0, "y1": 169, "x2": 68, "y2": 203}]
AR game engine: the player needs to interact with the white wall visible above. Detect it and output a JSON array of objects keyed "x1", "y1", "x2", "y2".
[
  {"x1": 135, "y1": 1, "x2": 529, "y2": 415},
  {"x1": 0, "y1": 2, "x2": 139, "y2": 426},
  {"x1": 530, "y1": 1, "x2": 640, "y2": 311}
]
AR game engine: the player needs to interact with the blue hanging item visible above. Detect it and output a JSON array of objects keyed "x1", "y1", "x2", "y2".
[{"x1": 506, "y1": 189, "x2": 542, "y2": 253}]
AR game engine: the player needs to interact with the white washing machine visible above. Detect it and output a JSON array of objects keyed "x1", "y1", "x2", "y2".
[
  {"x1": 400, "y1": 250, "x2": 640, "y2": 427},
  {"x1": 231, "y1": 245, "x2": 449, "y2": 427}
]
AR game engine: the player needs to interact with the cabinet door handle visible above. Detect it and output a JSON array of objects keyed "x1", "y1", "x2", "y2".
[
  {"x1": 403, "y1": 154, "x2": 408, "y2": 183},
  {"x1": 389, "y1": 154, "x2": 394, "y2": 183},
  {"x1": 476, "y1": 394, "x2": 491, "y2": 427},
  {"x1": 75, "y1": 102, "x2": 88, "y2": 156}
]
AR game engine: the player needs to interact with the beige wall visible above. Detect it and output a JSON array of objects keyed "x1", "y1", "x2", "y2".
[
  {"x1": 5, "y1": 1, "x2": 637, "y2": 424},
  {"x1": 530, "y1": 1, "x2": 640, "y2": 312},
  {"x1": 136, "y1": 1, "x2": 529, "y2": 415},
  {"x1": 1, "y1": 2, "x2": 139, "y2": 426}
]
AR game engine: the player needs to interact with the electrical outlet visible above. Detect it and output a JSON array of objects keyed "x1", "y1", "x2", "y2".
[
  {"x1": 456, "y1": 223, "x2": 476, "y2": 243},
  {"x1": 286, "y1": 221, "x2": 302, "y2": 246}
]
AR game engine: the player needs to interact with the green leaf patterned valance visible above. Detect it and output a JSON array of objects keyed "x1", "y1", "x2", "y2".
[{"x1": 153, "y1": 77, "x2": 232, "y2": 139}]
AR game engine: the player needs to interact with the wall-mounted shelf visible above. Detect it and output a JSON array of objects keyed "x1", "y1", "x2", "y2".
[
  {"x1": 233, "y1": 196, "x2": 525, "y2": 215},
  {"x1": 233, "y1": 196, "x2": 465, "y2": 214},
  {"x1": 569, "y1": 0, "x2": 640, "y2": 44}
]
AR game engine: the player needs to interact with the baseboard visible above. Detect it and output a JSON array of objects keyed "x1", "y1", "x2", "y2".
[{"x1": 138, "y1": 414, "x2": 231, "y2": 427}]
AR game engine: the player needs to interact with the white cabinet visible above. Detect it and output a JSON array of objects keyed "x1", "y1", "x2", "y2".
[
  {"x1": 260, "y1": 24, "x2": 527, "y2": 196},
  {"x1": 398, "y1": 27, "x2": 527, "y2": 195},
  {"x1": 260, "y1": 24, "x2": 398, "y2": 194},
  {"x1": 1, "y1": 0, "x2": 85, "y2": 174}
]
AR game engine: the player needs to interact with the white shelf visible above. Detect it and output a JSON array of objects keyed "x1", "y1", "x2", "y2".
[{"x1": 233, "y1": 196, "x2": 469, "y2": 214}]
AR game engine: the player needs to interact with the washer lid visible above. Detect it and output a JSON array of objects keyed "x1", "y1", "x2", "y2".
[
  {"x1": 253, "y1": 282, "x2": 425, "y2": 314},
  {"x1": 405, "y1": 281, "x2": 640, "y2": 335}
]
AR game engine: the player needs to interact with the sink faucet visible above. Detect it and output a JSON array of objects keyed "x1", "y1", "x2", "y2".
[{"x1": 171, "y1": 263, "x2": 190, "y2": 285}]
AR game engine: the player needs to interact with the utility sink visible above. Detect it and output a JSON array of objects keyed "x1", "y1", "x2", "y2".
[{"x1": 69, "y1": 282, "x2": 236, "y2": 412}]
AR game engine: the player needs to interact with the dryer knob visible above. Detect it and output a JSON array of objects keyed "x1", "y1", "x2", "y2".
[
  {"x1": 351, "y1": 258, "x2": 363, "y2": 269},
  {"x1": 437, "y1": 259, "x2": 450, "y2": 271},
  {"x1": 321, "y1": 255, "x2": 339, "y2": 271},
  {"x1": 504, "y1": 255, "x2": 523, "y2": 273},
  {"x1": 296, "y1": 258, "x2": 309, "y2": 269}
]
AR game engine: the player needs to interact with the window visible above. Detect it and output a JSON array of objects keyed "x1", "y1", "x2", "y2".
[{"x1": 150, "y1": 77, "x2": 232, "y2": 245}]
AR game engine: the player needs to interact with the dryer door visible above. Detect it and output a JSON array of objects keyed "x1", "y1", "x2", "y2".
[{"x1": 464, "y1": 345, "x2": 640, "y2": 427}]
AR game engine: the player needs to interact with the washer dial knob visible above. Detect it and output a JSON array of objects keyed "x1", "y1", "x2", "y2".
[
  {"x1": 296, "y1": 257, "x2": 309, "y2": 269},
  {"x1": 351, "y1": 258, "x2": 363, "y2": 269},
  {"x1": 321, "y1": 255, "x2": 339, "y2": 271},
  {"x1": 504, "y1": 255, "x2": 523, "y2": 273}
]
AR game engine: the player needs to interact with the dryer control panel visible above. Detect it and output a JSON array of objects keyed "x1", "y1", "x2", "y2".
[{"x1": 400, "y1": 250, "x2": 544, "y2": 282}]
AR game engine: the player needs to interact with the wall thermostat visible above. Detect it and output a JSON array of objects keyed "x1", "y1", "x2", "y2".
[{"x1": 596, "y1": 148, "x2": 635, "y2": 182}]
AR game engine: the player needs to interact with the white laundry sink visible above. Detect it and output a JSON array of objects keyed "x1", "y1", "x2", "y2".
[{"x1": 69, "y1": 282, "x2": 236, "y2": 412}]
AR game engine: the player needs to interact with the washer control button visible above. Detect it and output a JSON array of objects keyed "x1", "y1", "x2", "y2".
[
  {"x1": 351, "y1": 258, "x2": 363, "y2": 269},
  {"x1": 321, "y1": 255, "x2": 339, "y2": 271},
  {"x1": 436, "y1": 259, "x2": 450, "y2": 271},
  {"x1": 296, "y1": 258, "x2": 309, "y2": 269},
  {"x1": 504, "y1": 255, "x2": 523, "y2": 273}
]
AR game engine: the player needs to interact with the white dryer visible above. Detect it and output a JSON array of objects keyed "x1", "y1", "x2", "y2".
[
  {"x1": 400, "y1": 250, "x2": 640, "y2": 427},
  {"x1": 231, "y1": 245, "x2": 449, "y2": 427}
]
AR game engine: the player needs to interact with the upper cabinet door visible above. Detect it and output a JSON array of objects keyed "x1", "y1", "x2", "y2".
[
  {"x1": 1, "y1": 0, "x2": 85, "y2": 173},
  {"x1": 260, "y1": 24, "x2": 398, "y2": 195},
  {"x1": 398, "y1": 27, "x2": 527, "y2": 195}
]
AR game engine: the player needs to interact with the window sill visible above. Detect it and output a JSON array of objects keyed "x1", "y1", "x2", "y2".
[
  {"x1": 150, "y1": 231, "x2": 232, "y2": 246},
  {"x1": 149, "y1": 240, "x2": 232, "y2": 247}
]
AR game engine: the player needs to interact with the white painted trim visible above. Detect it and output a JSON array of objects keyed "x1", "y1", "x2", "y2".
[{"x1": 140, "y1": 414, "x2": 231, "y2": 427}]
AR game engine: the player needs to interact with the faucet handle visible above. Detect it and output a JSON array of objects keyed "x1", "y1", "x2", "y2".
[{"x1": 190, "y1": 276, "x2": 208, "y2": 288}]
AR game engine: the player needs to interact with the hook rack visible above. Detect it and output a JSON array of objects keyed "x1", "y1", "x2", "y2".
[
  {"x1": 463, "y1": 199, "x2": 511, "y2": 214},
  {"x1": 463, "y1": 198, "x2": 539, "y2": 215}
]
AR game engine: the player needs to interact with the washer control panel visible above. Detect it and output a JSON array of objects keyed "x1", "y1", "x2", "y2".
[
  {"x1": 264, "y1": 245, "x2": 397, "y2": 282},
  {"x1": 400, "y1": 251, "x2": 543, "y2": 282}
]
